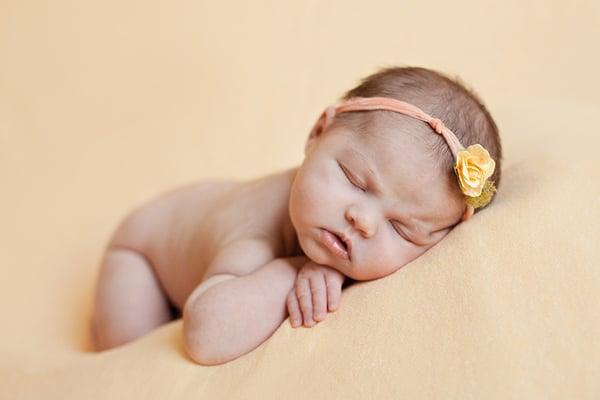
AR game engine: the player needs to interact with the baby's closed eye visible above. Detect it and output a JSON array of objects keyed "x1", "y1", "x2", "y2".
[
  {"x1": 338, "y1": 161, "x2": 423, "y2": 244},
  {"x1": 338, "y1": 162, "x2": 366, "y2": 192}
]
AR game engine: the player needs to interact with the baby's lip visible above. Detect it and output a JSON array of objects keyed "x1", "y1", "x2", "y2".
[{"x1": 329, "y1": 229, "x2": 353, "y2": 260}]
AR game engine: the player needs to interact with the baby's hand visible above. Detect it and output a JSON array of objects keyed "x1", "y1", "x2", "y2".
[{"x1": 286, "y1": 261, "x2": 346, "y2": 328}]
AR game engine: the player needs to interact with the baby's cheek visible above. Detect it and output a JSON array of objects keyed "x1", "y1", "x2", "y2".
[
  {"x1": 398, "y1": 246, "x2": 429, "y2": 270},
  {"x1": 375, "y1": 240, "x2": 419, "y2": 276},
  {"x1": 290, "y1": 177, "x2": 314, "y2": 216},
  {"x1": 296, "y1": 176, "x2": 331, "y2": 217},
  {"x1": 293, "y1": 191, "x2": 318, "y2": 227}
]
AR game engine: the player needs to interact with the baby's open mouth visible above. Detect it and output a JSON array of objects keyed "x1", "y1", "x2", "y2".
[
  {"x1": 332, "y1": 232, "x2": 348, "y2": 250},
  {"x1": 320, "y1": 228, "x2": 351, "y2": 261}
]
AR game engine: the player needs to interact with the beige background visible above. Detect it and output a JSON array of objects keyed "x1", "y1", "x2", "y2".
[{"x1": 1, "y1": 0, "x2": 599, "y2": 398}]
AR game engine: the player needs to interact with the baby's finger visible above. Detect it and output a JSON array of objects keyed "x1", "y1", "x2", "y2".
[
  {"x1": 286, "y1": 291, "x2": 302, "y2": 328},
  {"x1": 309, "y1": 274, "x2": 328, "y2": 322},
  {"x1": 295, "y1": 277, "x2": 315, "y2": 327},
  {"x1": 325, "y1": 274, "x2": 343, "y2": 312}
]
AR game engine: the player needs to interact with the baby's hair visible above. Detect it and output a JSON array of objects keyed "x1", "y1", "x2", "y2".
[{"x1": 332, "y1": 66, "x2": 503, "y2": 213}]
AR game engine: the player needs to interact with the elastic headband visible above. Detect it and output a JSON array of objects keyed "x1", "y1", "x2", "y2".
[{"x1": 309, "y1": 96, "x2": 497, "y2": 222}]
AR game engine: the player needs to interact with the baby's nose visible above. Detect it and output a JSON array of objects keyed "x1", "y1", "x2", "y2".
[{"x1": 345, "y1": 206, "x2": 376, "y2": 237}]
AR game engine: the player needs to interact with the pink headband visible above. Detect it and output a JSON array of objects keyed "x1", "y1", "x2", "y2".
[{"x1": 310, "y1": 96, "x2": 497, "y2": 222}]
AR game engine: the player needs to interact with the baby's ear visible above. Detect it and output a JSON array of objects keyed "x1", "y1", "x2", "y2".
[
  {"x1": 304, "y1": 132, "x2": 319, "y2": 155},
  {"x1": 305, "y1": 106, "x2": 335, "y2": 155}
]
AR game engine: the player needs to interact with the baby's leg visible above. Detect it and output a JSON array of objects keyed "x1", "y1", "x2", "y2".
[{"x1": 91, "y1": 246, "x2": 175, "y2": 351}]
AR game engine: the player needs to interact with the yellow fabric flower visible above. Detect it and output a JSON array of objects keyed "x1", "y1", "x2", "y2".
[{"x1": 453, "y1": 144, "x2": 496, "y2": 199}]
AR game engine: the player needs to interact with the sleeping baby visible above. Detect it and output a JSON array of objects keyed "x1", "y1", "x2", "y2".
[{"x1": 90, "y1": 66, "x2": 503, "y2": 365}]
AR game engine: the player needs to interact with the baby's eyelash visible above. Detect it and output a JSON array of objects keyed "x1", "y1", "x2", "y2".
[
  {"x1": 338, "y1": 163, "x2": 366, "y2": 192},
  {"x1": 390, "y1": 221, "x2": 412, "y2": 243}
]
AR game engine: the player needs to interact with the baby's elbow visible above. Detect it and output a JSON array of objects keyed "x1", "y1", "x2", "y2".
[
  {"x1": 184, "y1": 340, "x2": 218, "y2": 366},
  {"x1": 182, "y1": 302, "x2": 233, "y2": 366},
  {"x1": 182, "y1": 324, "x2": 208, "y2": 365},
  {"x1": 183, "y1": 317, "x2": 220, "y2": 365}
]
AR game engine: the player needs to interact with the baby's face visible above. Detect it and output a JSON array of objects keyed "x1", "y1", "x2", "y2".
[{"x1": 289, "y1": 121, "x2": 466, "y2": 281}]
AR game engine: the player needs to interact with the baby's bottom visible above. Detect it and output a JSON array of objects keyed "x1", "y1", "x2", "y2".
[{"x1": 91, "y1": 246, "x2": 179, "y2": 351}]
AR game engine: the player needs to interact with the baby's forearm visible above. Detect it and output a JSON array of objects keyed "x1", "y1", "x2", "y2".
[{"x1": 183, "y1": 256, "x2": 306, "y2": 365}]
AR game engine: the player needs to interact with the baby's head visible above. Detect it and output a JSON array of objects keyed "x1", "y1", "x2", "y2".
[{"x1": 289, "y1": 66, "x2": 503, "y2": 281}]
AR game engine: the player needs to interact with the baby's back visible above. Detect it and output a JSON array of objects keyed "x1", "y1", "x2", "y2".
[{"x1": 106, "y1": 168, "x2": 299, "y2": 310}]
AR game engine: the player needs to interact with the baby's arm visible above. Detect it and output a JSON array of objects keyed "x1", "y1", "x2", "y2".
[{"x1": 182, "y1": 256, "x2": 307, "y2": 366}]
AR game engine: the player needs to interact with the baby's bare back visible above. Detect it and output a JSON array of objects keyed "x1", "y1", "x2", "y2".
[{"x1": 106, "y1": 168, "x2": 299, "y2": 310}]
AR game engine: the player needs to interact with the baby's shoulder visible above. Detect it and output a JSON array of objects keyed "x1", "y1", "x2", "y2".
[
  {"x1": 208, "y1": 168, "x2": 296, "y2": 246},
  {"x1": 199, "y1": 169, "x2": 299, "y2": 278}
]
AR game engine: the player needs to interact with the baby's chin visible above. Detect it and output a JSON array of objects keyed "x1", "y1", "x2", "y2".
[{"x1": 301, "y1": 242, "x2": 333, "y2": 267}]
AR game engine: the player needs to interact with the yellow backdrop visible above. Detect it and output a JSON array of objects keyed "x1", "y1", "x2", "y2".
[{"x1": 1, "y1": 1, "x2": 599, "y2": 398}]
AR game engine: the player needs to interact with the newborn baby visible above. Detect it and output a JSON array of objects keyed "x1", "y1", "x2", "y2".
[{"x1": 90, "y1": 66, "x2": 502, "y2": 365}]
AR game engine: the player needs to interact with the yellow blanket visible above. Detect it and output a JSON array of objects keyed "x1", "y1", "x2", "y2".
[{"x1": 1, "y1": 1, "x2": 599, "y2": 398}]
